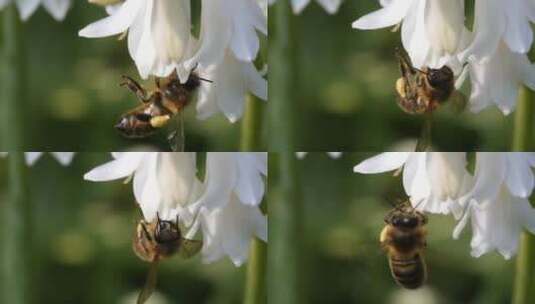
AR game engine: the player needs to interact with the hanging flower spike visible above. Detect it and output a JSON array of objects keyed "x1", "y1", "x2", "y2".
[
  {"x1": 354, "y1": 152, "x2": 472, "y2": 215},
  {"x1": 0, "y1": 0, "x2": 71, "y2": 21},
  {"x1": 84, "y1": 152, "x2": 268, "y2": 266},
  {"x1": 79, "y1": 0, "x2": 194, "y2": 81},
  {"x1": 84, "y1": 152, "x2": 201, "y2": 225},
  {"x1": 0, "y1": 152, "x2": 75, "y2": 166},
  {"x1": 268, "y1": 0, "x2": 342, "y2": 15}
]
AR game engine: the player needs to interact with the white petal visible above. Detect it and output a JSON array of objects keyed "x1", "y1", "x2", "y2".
[
  {"x1": 79, "y1": 0, "x2": 143, "y2": 38},
  {"x1": 50, "y1": 152, "x2": 75, "y2": 166},
  {"x1": 24, "y1": 152, "x2": 43, "y2": 166},
  {"x1": 352, "y1": 0, "x2": 412, "y2": 30},
  {"x1": 354, "y1": 152, "x2": 410, "y2": 174},
  {"x1": 504, "y1": 153, "x2": 535, "y2": 198},
  {"x1": 16, "y1": 0, "x2": 40, "y2": 21},
  {"x1": 41, "y1": 0, "x2": 71, "y2": 21},
  {"x1": 316, "y1": 0, "x2": 342, "y2": 14},
  {"x1": 84, "y1": 153, "x2": 145, "y2": 181}
]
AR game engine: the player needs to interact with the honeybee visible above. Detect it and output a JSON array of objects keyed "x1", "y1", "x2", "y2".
[
  {"x1": 116, "y1": 71, "x2": 211, "y2": 139},
  {"x1": 395, "y1": 47, "x2": 455, "y2": 114},
  {"x1": 380, "y1": 202, "x2": 428, "y2": 289},
  {"x1": 133, "y1": 215, "x2": 202, "y2": 304}
]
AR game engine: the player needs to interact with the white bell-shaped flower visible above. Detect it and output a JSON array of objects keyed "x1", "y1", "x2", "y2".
[
  {"x1": 354, "y1": 152, "x2": 472, "y2": 215},
  {"x1": 456, "y1": 186, "x2": 535, "y2": 259},
  {"x1": 352, "y1": 0, "x2": 470, "y2": 69},
  {"x1": 196, "y1": 50, "x2": 267, "y2": 123},
  {"x1": 84, "y1": 152, "x2": 201, "y2": 223},
  {"x1": 467, "y1": 42, "x2": 535, "y2": 114},
  {"x1": 79, "y1": 0, "x2": 193, "y2": 81},
  {"x1": 199, "y1": 194, "x2": 267, "y2": 266}
]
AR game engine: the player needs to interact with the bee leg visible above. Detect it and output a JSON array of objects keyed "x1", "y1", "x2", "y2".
[
  {"x1": 140, "y1": 222, "x2": 153, "y2": 242},
  {"x1": 155, "y1": 77, "x2": 161, "y2": 89},
  {"x1": 120, "y1": 75, "x2": 151, "y2": 103}
]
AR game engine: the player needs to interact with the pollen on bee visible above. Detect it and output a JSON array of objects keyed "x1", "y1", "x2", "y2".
[
  {"x1": 150, "y1": 115, "x2": 171, "y2": 128},
  {"x1": 395, "y1": 78, "x2": 407, "y2": 98}
]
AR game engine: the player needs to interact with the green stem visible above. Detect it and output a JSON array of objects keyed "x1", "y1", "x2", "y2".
[
  {"x1": 240, "y1": 95, "x2": 264, "y2": 151},
  {"x1": 512, "y1": 87, "x2": 535, "y2": 304},
  {"x1": 1, "y1": 7, "x2": 29, "y2": 304},
  {"x1": 415, "y1": 113, "x2": 433, "y2": 152},
  {"x1": 2, "y1": 153, "x2": 30, "y2": 304},
  {"x1": 268, "y1": 2, "x2": 302, "y2": 304},
  {"x1": 269, "y1": 0, "x2": 296, "y2": 152},
  {"x1": 2, "y1": 4, "x2": 25, "y2": 148},
  {"x1": 241, "y1": 94, "x2": 266, "y2": 304}
]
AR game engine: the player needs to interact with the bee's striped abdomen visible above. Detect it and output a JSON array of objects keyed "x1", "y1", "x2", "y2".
[{"x1": 389, "y1": 254, "x2": 426, "y2": 289}]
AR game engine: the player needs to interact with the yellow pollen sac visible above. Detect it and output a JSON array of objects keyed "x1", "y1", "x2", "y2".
[
  {"x1": 150, "y1": 115, "x2": 171, "y2": 128},
  {"x1": 396, "y1": 78, "x2": 406, "y2": 98}
]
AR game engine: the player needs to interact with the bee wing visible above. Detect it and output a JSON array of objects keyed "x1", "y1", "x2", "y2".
[
  {"x1": 137, "y1": 261, "x2": 159, "y2": 304},
  {"x1": 448, "y1": 90, "x2": 468, "y2": 114},
  {"x1": 178, "y1": 238, "x2": 203, "y2": 259}
]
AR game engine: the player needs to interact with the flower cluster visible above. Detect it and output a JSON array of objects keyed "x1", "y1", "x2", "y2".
[
  {"x1": 354, "y1": 152, "x2": 535, "y2": 259},
  {"x1": 79, "y1": 0, "x2": 268, "y2": 123},
  {"x1": 0, "y1": 152, "x2": 75, "y2": 166},
  {"x1": 268, "y1": 0, "x2": 342, "y2": 15},
  {"x1": 84, "y1": 152, "x2": 267, "y2": 266},
  {"x1": 0, "y1": 0, "x2": 71, "y2": 21},
  {"x1": 353, "y1": 1, "x2": 535, "y2": 115}
]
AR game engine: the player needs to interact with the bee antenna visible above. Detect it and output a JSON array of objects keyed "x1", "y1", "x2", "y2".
[
  {"x1": 198, "y1": 77, "x2": 213, "y2": 83},
  {"x1": 411, "y1": 198, "x2": 425, "y2": 211}
]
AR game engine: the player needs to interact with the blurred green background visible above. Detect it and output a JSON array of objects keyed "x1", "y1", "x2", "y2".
[
  {"x1": 268, "y1": 1, "x2": 531, "y2": 151},
  {"x1": 0, "y1": 153, "x2": 247, "y2": 304},
  {"x1": 0, "y1": 2, "x2": 267, "y2": 151},
  {"x1": 270, "y1": 153, "x2": 515, "y2": 304}
]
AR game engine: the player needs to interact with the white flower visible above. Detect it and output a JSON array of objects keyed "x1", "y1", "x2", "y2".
[
  {"x1": 195, "y1": 152, "x2": 267, "y2": 266},
  {"x1": 79, "y1": 0, "x2": 268, "y2": 123},
  {"x1": 467, "y1": 42, "x2": 535, "y2": 114},
  {"x1": 84, "y1": 152, "x2": 201, "y2": 223},
  {"x1": 453, "y1": 153, "x2": 535, "y2": 257},
  {"x1": 296, "y1": 152, "x2": 342, "y2": 159},
  {"x1": 0, "y1": 152, "x2": 75, "y2": 166},
  {"x1": 352, "y1": 0, "x2": 535, "y2": 115},
  {"x1": 0, "y1": 0, "x2": 71, "y2": 21},
  {"x1": 185, "y1": 0, "x2": 267, "y2": 70},
  {"x1": 196, "y1": 50, "x2": 267, "y2": 123},
  {"x1": 268, "y1": 0, "x2": 342, "y2": 15},
  {"x1": 79, "y1": 0, "x2": 193, "y2": 81},
  {"x1": 354, "y1": 152, "x2": 472, "y2": 215},
  {"x1": 458, "y1": 186, "x2": 535, "y2": 259},
  {"x1": 459, "y1": 0, "x2": 535, "y2": 61},
  {"x1": 199, "y1": 194, "x2": 267, "y2": 266},
  {"x1": 352, "y1": 0, "x2": 470, "y2": 69},
  {"x1": 84, "y1": 152, "x2": 268, "y2": 266},
  {"x1": 355, "y1": 152, "x2": 535, "y2": 259}
]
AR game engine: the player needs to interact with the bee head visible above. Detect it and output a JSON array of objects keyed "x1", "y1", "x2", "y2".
[
  {"x1": 427, "y1": 66, "x2": 454, "y2": 87},
  {"x1": 154, "y1": 215, "x2": 181, "y2": 243},
  {"x1": 390, "y1": 214, "x2": 419, "y2": 228}
]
